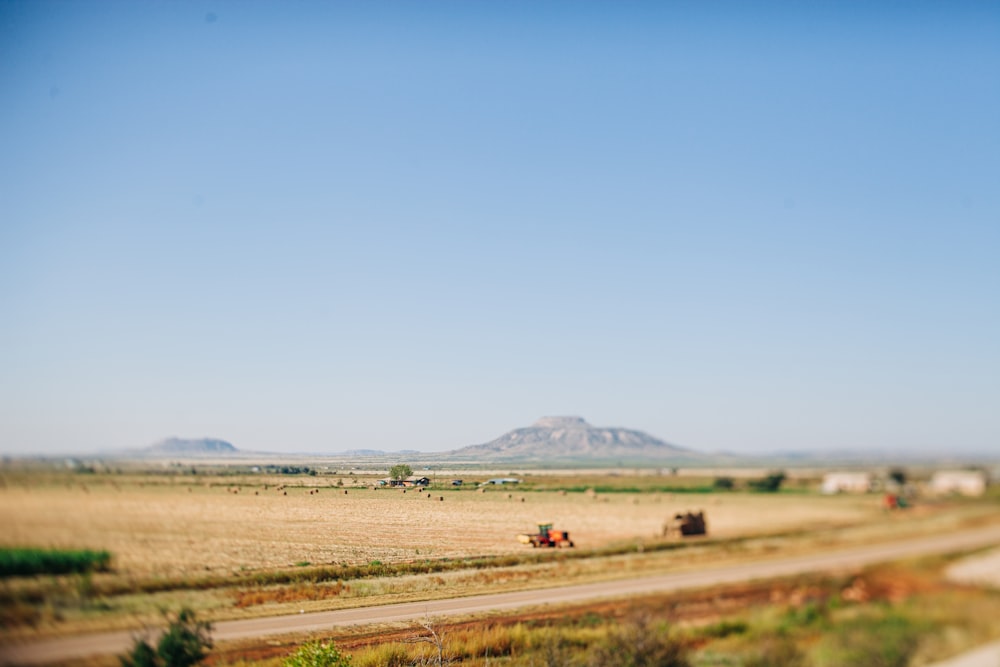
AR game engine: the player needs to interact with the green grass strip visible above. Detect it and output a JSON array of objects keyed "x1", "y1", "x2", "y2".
[{"x1": 0, "y1": 547, "x2": 112, "y2": 577}]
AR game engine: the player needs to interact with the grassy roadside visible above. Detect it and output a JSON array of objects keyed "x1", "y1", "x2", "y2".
[
  {"x1": 253, "y1": 554, "x2": 1000, "y2": 666},
  {"x1": 69, "y1": 550, "x2": 1000, "y2": 667}
]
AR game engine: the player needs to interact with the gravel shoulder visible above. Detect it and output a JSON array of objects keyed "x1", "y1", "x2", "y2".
[{"x1": 945, "y1": 546, "x2": 1000, "y2": 589}]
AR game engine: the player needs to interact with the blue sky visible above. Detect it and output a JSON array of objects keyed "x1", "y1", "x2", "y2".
[{"x1": 2, "y1": 1, "x2": 998, "y2": 457}]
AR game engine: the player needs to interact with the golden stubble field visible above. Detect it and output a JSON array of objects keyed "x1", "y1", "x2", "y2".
[{"x1": 0, "y1": 476, "x2": 882, "y2": 580}]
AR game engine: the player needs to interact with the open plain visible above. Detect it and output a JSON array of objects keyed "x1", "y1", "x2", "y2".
[
  {"x1": 1, "y1": 465, "x2": 999, "y2": 666},
  {"x1": 0, "y1": 470, "x2": 887, "y2": 579}
]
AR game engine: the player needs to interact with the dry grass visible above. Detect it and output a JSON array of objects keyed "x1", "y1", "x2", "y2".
[
  {"x1": 0, "y1": 475, "x2": 881, "y2": 580},
  {"x1": 232, "y1": 581, "x2": 349, "y2": 608},
  {"x1": 1, "y1": 469, "x2": 995, "y2": 644}
]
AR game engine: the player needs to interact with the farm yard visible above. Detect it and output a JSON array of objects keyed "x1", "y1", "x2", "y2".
[{"x1": 0, "y1": 470, "x2": 885, "y2": 579}]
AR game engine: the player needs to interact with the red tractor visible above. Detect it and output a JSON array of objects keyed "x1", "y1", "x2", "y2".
[{"x1": 518, "y1": 522, "x2": 574, "y2": 548}]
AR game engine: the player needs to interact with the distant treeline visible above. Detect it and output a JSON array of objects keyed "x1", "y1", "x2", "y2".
[
  {"x1": 557, "y1": 484, "x2": 716, "y2": 494},
  {"x1": 0, "y1": 548, "x2": 111, "y2": 577},
  {"x1": 263, "y1": 465, "x2": 318, "y2": 476}
]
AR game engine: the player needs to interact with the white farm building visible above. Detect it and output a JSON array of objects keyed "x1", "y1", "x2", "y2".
[
  {"x1": 821, "y1": 472, "x2": 874, "y2": 494},
  {"x1": 929, "y1": 470, "x2": 987, "y2": 497}
]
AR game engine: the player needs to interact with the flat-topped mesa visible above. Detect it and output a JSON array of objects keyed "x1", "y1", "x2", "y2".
[
  {"x1": 532, "y1": 416, "x2": 590, "y2": 429},
  {"x1": 452, "y1": 416, "x2": 693, "y2": 462}
]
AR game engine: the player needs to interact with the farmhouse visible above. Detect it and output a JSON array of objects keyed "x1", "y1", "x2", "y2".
[
  {"x1": 821, "y1": 472, "x2": 873, "y2": 494},
  {"x1": 929, "y1": 470, "x2": 987, "y2": 497},
  {"x1": 377, "y1": 476, "x2": 431, "y2": 488}
]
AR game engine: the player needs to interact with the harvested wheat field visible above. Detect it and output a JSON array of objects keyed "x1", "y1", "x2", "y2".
[{"x1": 0, "y1": 476, "x2": 881, "y2": 580}]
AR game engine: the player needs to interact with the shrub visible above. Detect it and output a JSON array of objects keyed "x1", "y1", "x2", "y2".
[
  {"x1": 586, "y1": 614, "x2": 690, "y2": 667},
  {"x1": 283, "y1": 640, "x2": 353, "y2": 667},
  {"x1": 121, "y1": 608, "x2": 212, "y2": 667},
  {"x1": 121, "y1": 638, "x2": 159, "y2": 667}
]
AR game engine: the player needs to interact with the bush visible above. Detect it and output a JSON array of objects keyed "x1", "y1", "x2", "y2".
[
  {"x1": 283, "y1": 640, "x2": 353, "y2": 667},
  {"x1": 121, "y1": 608, "x2": 212, "y2": 667},
  {"x1": 586, "y1": 614, "x2": 690, "y2": 667},
  {"x1": 121, "y1": 638, "x2": 159, "y2": 667}
]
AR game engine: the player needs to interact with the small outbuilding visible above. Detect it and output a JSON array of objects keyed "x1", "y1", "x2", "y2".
[
  {"x1": 821, "y1": 472, "x2": 874, "y2": 494},
  {"x1": 929, "y1": 470, "x2": 987, "y2": 497}
]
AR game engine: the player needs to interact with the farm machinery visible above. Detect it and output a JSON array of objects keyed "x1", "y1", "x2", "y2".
[
  {"x1": 662, "y1": 510, "x2": 707, "y2": 538},
  {"x1": 518, "y1": 523, "x2": 574, "y2": 548}
]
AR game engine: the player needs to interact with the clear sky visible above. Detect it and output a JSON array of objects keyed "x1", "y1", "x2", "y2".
[{"x1": 2, "y1": 1, "x2": 998, "y2": 457}]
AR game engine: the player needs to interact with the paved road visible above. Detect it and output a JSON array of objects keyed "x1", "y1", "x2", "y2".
[{"x1": 4, "y1": 524, "x2": 1000, "y2": 666}]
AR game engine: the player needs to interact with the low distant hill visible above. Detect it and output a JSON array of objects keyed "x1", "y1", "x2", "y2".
[
  {"x1": 449, "y1": 416, "x2": 705, "y2": 465},
  {"x1": 146, "y1": 437, "x2": 238, "y2": 456}
]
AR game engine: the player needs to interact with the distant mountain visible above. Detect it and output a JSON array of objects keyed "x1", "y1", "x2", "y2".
[
  {"x1": 146, "y1": 437, "x2": 238, "y2": 455},
  {"x1": 450, "y1": 416, "x2": 703, "y2": 464},
  {"x1": 339, "y1": 449, "x2": 422, "y2": 457}
]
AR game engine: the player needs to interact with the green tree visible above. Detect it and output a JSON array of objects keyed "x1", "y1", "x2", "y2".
[
  {"x1": 120, "y1": 608, "x2": 213, "y2": 667},
  {"x1": 389, "y1": 464, "x2": 413, "y2": 482},
  {"x1": 283, "y1": 640, "x2": 353, "y2": 667},
  {"x1": 748, "y1": 471, "x2": 787, "y2": 493},
  {"x1": 713, "y1": 476, "x2": 735, "y2": 491}
]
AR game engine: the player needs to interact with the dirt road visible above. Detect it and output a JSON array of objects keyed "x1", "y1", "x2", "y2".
[{"x1": 4, "y1": 524, "x2": 1000, "y2": 666}]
